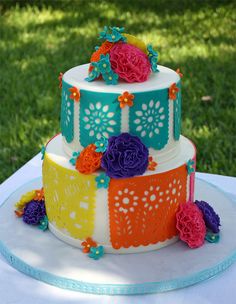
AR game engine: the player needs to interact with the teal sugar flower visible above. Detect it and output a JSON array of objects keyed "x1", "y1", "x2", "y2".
[
  {"x1": 95, "y1": 173, "x2": 110, "y2": 189},
  {"x1": 98, "y1": 54, "x2": 112, "y2": 74},
  {"x1": 70, "y1": 151, "x2": 80, "y2": 166},
  {"x1": 205, "y1": 231, "x2": 220, "y2": 243},
  {"x1": 41, "y1": 145, "x2": 46, "y2": 160},
  {"x1": 88, "y1": 246, "x2": 104, "y2": 260},
  {"x1": 103, "y1": 71, "x2": 119, "y2": 85},
  {"x1": 147, "y1": 44, "x2": 159, "y2": 73},
  {"x1": 95, "y1": 137, "x2": 108, "y2": 152},
  {"x1": 186, "y1": 159, "x2": 195, "y2": 175},
  {"x1": 99, "y1": 26, "x2": 126, "y2": 43},
  {"x1": 38, "y1": 215, "x2": 48, "y2": 231}
]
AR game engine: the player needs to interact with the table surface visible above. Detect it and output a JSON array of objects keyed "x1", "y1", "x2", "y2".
[{"x1": 0, "y1": 153, "x2": 235, "y2": 304}]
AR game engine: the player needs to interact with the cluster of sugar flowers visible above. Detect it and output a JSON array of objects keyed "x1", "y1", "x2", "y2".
[
  {"x1": 86, "y1": 26, "x2": 159, "y2": 85},
  {"x1": 176, "y1": 200, "x2": 221, "y2": 249},
  {"x1": 81, "y1": 237, "x2": 104, "y2": 260},
  {"x1": 69, "y1": 133, "x2": 151, "y2": 183},
  {"x1": 14, "y1": 188, "x2": 48, "y2": 231}
]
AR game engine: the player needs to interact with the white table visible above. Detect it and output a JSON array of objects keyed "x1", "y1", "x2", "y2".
[{"x1": 0, "y1": 153, "x2": 235, "y2": 304}]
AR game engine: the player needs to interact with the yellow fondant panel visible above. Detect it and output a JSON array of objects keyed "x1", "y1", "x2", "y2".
[{"x1": 42, "y1": 153, "x2": 96, "y2": 239}]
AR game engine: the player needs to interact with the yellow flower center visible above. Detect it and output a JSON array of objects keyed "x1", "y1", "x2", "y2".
[
  {"x1": 112, "y1": 35, "x2": 115, "y2": 39},
  {"x1": 103, "y1": 64, "x2": 106, "y2": 68},
  {"x1": 100, "y1": 143, "x2": 104, "y2": 146},
  {"x1": 109, "y1": 76, "x2": 112, "y2": 80},
  {"x1": 96, "y1": 251, "x2": 99, "y2": 254},
  {"x1": 87, "y1": 244, "x2": 90, "y2": 247},
  {"x1": 73, "y1": 92, "x2": 77, "y2": 96},
  {"x1": 100, "y1": 179, "x2": 104, "y2": 183},
  {"x1": 124, "y1": 98, "x2": 128, "y2": 102}
]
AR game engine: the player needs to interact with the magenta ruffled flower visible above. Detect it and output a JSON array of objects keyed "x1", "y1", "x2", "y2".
[
  {"x1": 195, "y1": 200, "x2": 221, "y2": 233},
  {"x1": 109, "y1": 43, "x2": 151, "y2": 83},
  {"x1": 176, "y1": 202, "x2": 206, "y2": 249}
]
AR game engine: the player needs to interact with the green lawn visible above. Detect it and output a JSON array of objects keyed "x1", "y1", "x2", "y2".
[{"x1": 0, "y1": 0, "x2": 235, "y2": 183}]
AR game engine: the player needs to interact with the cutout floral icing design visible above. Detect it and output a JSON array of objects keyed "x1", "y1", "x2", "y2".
[
  {"x1": 81, "y1": 101, "x2": 118, "y2": 145},
  {"x1": 169, "y1": 83, "x2": 179, "y2": 100},
  {"x1": 173, "y1": 85, "x2": 181, "y2": 140},
  {"x1": 108, "y1": 164, "x2": 187, "y2": 249},
  {"x1": 118, "y1": 91, "x2": 134, "y2": 108},
  {"x1": 61, "y1": 82, "x2": 74, "y2": 143},
  {"x1": 43, "y1": 155, "x2": 96, "y2": 239},
  {"x1": 130, "y1": 97, "x2": 169, "y2": 149},
  {"x1": 95, "y1": 173, "x2": 110, "y2": 189},
  {"x1": 69, "y1": 86, "x2": 80, "y2": 102}
]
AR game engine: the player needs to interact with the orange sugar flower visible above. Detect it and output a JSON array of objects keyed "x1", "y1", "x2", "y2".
[
  {"x1": 34, "y1": 188, "x2": 45, "y2": 201},
  {"x1": 75, "y1": 144, "x2": 103, "y2": 174},
  {"x1": 169, "y1": 83, "x2": 179, "y2": 100},
  {"x1": 69, "y1": 86, "x2": 80, "y2": 102},
  {"x1": 148, "y1": 156, "x2": 158, "y2": 171},
  {"x1": 81, "y1": 237, "x2": 98, "y2": 253},
  {"x1": 176, "y1": 68, "x2": 183, "y2": 78},
  {"x1": 58, "y1": 72, "x2": 63, "y2": 88},
  {"x1": 90, "y1": 41, "x2": 114, "y2": 63},
  {"x1": 118, "y1": 91, "x2": 134, "y2": 108}
]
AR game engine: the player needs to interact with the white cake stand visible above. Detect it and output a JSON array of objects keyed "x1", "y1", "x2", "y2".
[{"x1": 0, "y1": 177, "x2": 235, "y2": 295}]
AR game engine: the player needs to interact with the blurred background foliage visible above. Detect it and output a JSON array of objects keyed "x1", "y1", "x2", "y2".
[{"x1": 0, "y1": 0, "x2": 236, "y2": 183}]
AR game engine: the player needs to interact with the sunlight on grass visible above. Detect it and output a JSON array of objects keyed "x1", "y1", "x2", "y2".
[{"x1": 0, "y1": 0, "x2": 235, "y2": 181}]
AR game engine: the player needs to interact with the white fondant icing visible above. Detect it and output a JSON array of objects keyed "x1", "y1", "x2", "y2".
[
  {"x1": 48, "y1": 222, "x2": 179, "y2": 254},
  {"x1": 46, "y1": 134, "x2": 194, "y2": 175},
  {"x1": 63, "y1": 64, "x2": 180, "y2": 94},
  {"x1": 120, "y1": 105, "x2": 129, "y2": 133}
]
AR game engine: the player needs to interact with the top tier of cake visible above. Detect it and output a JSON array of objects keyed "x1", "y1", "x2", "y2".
[{"x1": 61, "y1": 63, "x2": 181, "y2": 163}]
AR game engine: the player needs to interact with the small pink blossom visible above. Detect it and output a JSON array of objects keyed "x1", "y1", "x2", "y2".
[{"x1": 176, "y1": 202, "x2": 206, "y2": 248}]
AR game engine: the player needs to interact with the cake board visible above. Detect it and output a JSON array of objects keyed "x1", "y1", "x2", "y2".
[{"x1": 0, "y1": 177, "x2": 235, "y2": 295}]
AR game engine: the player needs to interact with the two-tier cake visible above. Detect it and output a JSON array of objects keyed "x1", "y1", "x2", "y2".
[
  {"x1": 15, "y1": 27, "x2": 221, "y2": 257},
  {"x1": 42, "y1": 26, "x2": 196, "y2": 254}
]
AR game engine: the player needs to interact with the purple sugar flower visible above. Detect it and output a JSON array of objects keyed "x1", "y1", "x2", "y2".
[
  {"x1": 23, "y1": 200, "x2": 46, "y2": 225},
  {"x1": 101, "y1": 133, "x2": 149, "y2": 178},
  {"x1": 195, "y1": 200, "x2": 221, "y2": 233}
]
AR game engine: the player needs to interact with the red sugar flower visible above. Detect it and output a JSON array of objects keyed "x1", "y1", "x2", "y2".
[
  {"x1": 58, "y1": 72, "x2": 63, "y2": 88},
  {"x1": 176, "y1": 68, "x2": 183, "y2": 78},
  {"x1": 69, "y1": 86, "x2": 80, "y2": 102},
  {"x1": 176, "y1": 202, "x2": 206, "y2": 249},
  {"x1": 118, "y1": 91, "x2": 134, "y2": 108},
  {"x1": 148, "y1": 156, "x2": 158, "y2": 171},
  {"x1": 81, "y1": 237, "x2": 97, "y2": 253},
  {"x1": 169, "y1": 83, "x2": 179, "y2": 100}
]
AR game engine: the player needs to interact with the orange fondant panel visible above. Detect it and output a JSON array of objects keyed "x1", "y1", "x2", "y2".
[{"x1": 108, "y1": 165, "x2": 187, "y2": 249}]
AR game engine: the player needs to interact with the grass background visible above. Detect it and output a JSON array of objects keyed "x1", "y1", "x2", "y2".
[{"x1": 0, "y1": 0, "x2": 235, "y2": 183}]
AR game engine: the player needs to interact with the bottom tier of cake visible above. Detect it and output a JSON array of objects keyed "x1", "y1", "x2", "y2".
[{"x1": 42, "y1": 134, "x2": 196, "y2": 254}]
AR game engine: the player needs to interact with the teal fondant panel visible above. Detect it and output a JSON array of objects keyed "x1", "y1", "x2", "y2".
[
  {"x1": 173, "y1": 82, "x2": 181, "y2": 141},
  {"x1": 129, "y1": 89, "x2": 169, "y2": 149},
  {"x1": 61, "y1": 80, "x2": 74, "y2": 143},
  {"x1": 80, "y1": 91, "x2": 121, "y2": 147}
]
